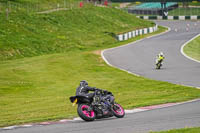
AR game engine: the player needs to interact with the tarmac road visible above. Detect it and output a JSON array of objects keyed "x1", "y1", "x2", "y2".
[
  {"x1": 1, "y1": 21, "x2": 200, "y2": 133},
  {"x1": 103, "y1": 20, "x2": 200, "y2": 88},
  {"x1": 1, "y1": 99, "x2": 200, "y2": 133}
]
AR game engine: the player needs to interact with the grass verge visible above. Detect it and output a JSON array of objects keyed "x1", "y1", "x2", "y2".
[{"x1": 183, "y1": 35, "x2": 200, "y2": 61}]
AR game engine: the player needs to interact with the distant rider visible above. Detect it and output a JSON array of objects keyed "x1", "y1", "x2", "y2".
[{"x1": 156, "y1": 52, "x2": 165, "y2": 65}]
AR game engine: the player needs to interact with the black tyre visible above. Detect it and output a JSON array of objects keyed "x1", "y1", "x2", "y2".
[
  {"x1": 156, "y1": 63, "x2": 161, "y2": 69},
  {"x1": 77, "y1": 104, "x2": 96, "y2": 121},
  {"x1": 111, "y1": 103, "x2": 125, "y2": 118}
]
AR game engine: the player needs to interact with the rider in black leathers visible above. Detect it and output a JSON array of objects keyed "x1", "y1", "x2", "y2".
[
  {"x1": 76, "y1": 80, "x2": 114, "y2": 115},
  {"x1": 76, "y1": 80, "x2": 97, "y2": 99}
]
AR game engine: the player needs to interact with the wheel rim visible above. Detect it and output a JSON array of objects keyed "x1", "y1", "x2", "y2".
[
  {"x1": 81, "y1": 105, "x2": 95, "y2": 118},
  {"x1": 113, "y1": 104, "x2": 124, "y2": 115}
]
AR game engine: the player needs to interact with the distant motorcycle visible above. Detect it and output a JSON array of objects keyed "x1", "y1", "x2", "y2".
[
  {"x1": 155, "y1": 52, "x2": 165, "y2": 69},
  {"x1": 69, "y1": 89, "x2": 125, "y2": 121}
]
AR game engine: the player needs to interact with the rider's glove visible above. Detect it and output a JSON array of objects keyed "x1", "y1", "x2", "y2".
[{"x1": 103, "y1": 90, "x2": 108, "y2": 94}]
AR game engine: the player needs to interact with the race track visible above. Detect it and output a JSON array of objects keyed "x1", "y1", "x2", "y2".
[
  {"x1": 1, "y1": 21, "x2": 200, "y2": 133},
  {"x1": 103, "y1": 20, "x2": 200, "y2": 88},
  {"x1": 1, "y1": 99, "x2": 200, "y2": 133}
]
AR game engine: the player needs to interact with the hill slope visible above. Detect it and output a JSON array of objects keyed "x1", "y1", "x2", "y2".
[
  {"x1": 1, "y1": 3, "x2": 200, "y2": 127},
  {"x1": 0, "y1": 5, "x2": 154, "y2": 60}
]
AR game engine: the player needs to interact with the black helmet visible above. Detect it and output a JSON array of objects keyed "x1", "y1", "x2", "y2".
[{"x1": 80, "y1": 80, "x2": 88, "y2": 86}]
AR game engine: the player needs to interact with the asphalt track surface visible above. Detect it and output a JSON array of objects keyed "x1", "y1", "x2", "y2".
[
  {"x1": 103, "y1": 20, "x2": 200, "y2": 88},
  {"x1": 1, "y1": 99, "x2": 200, "y2": 133},
  {"x1": 1, "y1": 21, "x2": 200, "y2": 133}
]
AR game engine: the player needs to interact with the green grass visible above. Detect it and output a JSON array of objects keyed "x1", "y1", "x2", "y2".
[
  {"x1": 184, "y1": 35, "x2": 200, "y2": 61},
  {"x1": 178, "y1": 2, "x2": 200, "y2": 7},
  {"x1": 0, "y1": 0, "x2": 91, "y2": 13},
  {"x1": 0, "y1": 6, "x2": 154, "y2": 61},
  {"x1": 169, "y1": 7, "x2": 200, "y2": 16},
  {"x1": 1, "y1": 45, "x2": 200, "y2": 127},
  {"x1": 189, "y1": 2, "x2": 200, "y2": 6},
  {"x1": 1, "y1": 1, "x2": 200, "y2": 128},
  {"x1": 1, "y1": 25, "x2": 200, "y2": 127},
  {"x1": 151, "y1": 127, "x2": 200, "y2": 133}
]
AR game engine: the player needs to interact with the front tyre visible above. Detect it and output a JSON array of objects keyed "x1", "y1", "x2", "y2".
[
  {"x1": 111, "y1": 103, "x2": 125, "y2": 118},
  {"x1": 77, "y1": 104, "x2": 96, "y2": 121}
]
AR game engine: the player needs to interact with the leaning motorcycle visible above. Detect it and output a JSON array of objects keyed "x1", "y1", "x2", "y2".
[{"x1": 69, "y1": 89, "x2": 125, "y2": 121}]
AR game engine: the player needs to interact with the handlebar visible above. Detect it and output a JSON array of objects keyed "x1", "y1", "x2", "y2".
[{"x1": 94, "y1": 89, "x2": 113, "y2": 96}]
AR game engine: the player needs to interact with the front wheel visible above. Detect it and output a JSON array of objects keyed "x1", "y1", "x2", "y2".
[
  {"x1": 77, "y1": 104, "x2": 96, "y2": 121},
  {"x1": 111, "y1": 103, "x2": 125, "y2": 118}
]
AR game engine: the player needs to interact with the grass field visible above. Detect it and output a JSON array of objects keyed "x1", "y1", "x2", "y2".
[
  {"x1": 0, "y1": 0, "x2": 81, "y2": 11},
  {"x1": 168, "y1": 7, "x2": 200, "y2": 16},
  {"x1": 1, "y1": 37, "x2": 200, "y2": 127},
  {"x1": 184, "y1": 35, "x2": 200, "y2": 61},
  {"x1": 151, "y1": 127, "x2": 200, "y2": 133},
  {"x1": 0, "y1": 5, "x2": 154, "y2": 61},
  {"x1": 167, "y1": 2, "x2": 200, "y2": 16},
  {"x1": 179, "y1": 1, "x2": 200, "y2": 6},
  {"x1": 1, "y1": 1, "x2": 200, "y2": 127}
]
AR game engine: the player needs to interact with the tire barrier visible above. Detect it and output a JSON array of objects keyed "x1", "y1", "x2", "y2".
[
  {"x1": 137, "y1": 16, "x2": 200, "y2": 20},
  {"x1": 116, "y1": 25, "x2": 158, "y2": 41}
]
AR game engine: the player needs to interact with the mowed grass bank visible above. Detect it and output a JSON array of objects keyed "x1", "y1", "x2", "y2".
[
  {"x1": 0, "y1": 5, "x2": 154, "y2": 60},
  {"x1": 184, "y1": 35, "x2": 200, "y2": 61},
  {"x1": 1, "y1": 4, "x2": 200, "y2": 127}
]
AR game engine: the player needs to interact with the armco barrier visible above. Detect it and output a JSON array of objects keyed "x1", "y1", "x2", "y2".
[
  {"x1": 137, "y1": 16, "x2": 200, "y2": 20},
  {"x1": 116, "y1": 25, "x2": 158, "y2": 41}
]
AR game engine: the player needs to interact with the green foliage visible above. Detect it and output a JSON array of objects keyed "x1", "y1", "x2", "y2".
[{"x1": 178, "y1": 2, "x2": 200, "y2": 6}]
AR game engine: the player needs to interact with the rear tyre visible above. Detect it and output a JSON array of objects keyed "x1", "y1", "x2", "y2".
[
  {"x1": 77, "y1": 104, "x2": 96, "y2": 121},
  {"x1": 156, "y1": 63, "x2": 161, "y2": 69},
  {"x1": 111, "y1": 103, "x2": 125, "y2": 118}
]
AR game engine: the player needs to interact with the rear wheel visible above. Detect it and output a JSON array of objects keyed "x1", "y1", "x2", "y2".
[
  {"x1": 156, "y1": 62, "x2": 161, "y2": 69},
  {"x1": 77, "y1": 104, "x2": 96, "y2": 121},
  {"x1": 111, "y1": 103, "x2": 125, "y2": 118}
]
